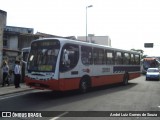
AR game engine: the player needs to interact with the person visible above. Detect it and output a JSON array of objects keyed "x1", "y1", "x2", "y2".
[
  {"x1": 1, "y1": 61, "x2": 10, "y2": 87},
  {"x1": 14, "y1": 60, "x2": 21, "y2": 88}
]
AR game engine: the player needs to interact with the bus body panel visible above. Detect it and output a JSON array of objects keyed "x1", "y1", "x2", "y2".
[
  {"x1": 25, "y1": 71, "x2": 140, "y2": 91},
  {"x1": 91, "y1": 74, "x2": 123, "y2": 87},
  {"x1": 129, "y1": 72, "x2": 141, "y2": 80},
  {"x1": 25, "y1": 77, "x2": 60, "y2": 90}
]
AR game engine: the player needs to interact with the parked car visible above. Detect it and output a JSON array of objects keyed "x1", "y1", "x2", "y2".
[{"x1": 146, "y1": 68, "x2": 160, "y2": 80}]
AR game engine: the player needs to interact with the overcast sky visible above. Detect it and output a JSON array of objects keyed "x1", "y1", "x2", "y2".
[{"x1": 1, "y1": 0, "x2": 160, "y2": 56}]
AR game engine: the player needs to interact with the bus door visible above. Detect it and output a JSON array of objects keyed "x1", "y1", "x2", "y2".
[{"x1": 59, "y1": 43, "x2": 80, "y2": 80}]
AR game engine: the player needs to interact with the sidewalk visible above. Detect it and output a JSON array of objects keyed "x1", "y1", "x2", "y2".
[{"x1": 0, "y1": 83, "x2": 34, "y2": 96}]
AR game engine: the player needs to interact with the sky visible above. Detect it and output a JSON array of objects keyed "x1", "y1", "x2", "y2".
[{"x1": 1, "y1": 0, "x2": 160, "y2": 56}]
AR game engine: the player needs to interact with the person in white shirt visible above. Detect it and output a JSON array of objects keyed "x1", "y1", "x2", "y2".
[
  {"x1": 1, "y1": 61, "x2": 9, "y2": 86},
  {"x1": 14, "y1": 60, "x2": 21, "y2": 88}
]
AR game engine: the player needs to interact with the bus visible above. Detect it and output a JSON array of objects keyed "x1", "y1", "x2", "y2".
[
  {"x1": 25, "y1": 38, "x2": 141, "y2": 93},
  {"x1": 141, "y1": 57, "x2": 160, "y2": 74}
]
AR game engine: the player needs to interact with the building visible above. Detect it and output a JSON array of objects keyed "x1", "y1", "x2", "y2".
[
  {"x1": 77, "y1": 35, "x2": 111, "y2": 46},
  {"x1": 0, "y1": 10, "x2": 7, "y2": 81},
  {"x1": 3, "y1": 26, "x2": 39, "y2": 69},
  {"x1": 3, "y1": 27, "x2": 76, "y2": 64},
  {"x1": 3, "y1": 26, "x2": 36, "y2": 50}
]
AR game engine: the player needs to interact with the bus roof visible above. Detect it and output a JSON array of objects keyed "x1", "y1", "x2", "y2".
[
  {"x1": 31, "y1": 38, "x2": 140, "y2": 55},
  {"x1": 143, "y1": 58, "x2": 156, "y2": 61}
]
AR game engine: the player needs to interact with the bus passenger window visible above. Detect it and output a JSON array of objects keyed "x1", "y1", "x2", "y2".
[
  {"x1": 93, "y1": 48, "x2": 104, "y2": 65},
  {"x1": 135, "y1": 54, "x2": 140, "y2": 65},
  {"x1": 123, "y1": 53, "x2": 130, "y2": 65},
  {"x1": 105, "y1": 50, "x2": 114, "y2": 65},
  {"x1": 81, "y1": 46, "x2": 93, "y2": 65},
  {"x1": 115, "y1": 51, "x2": 123, "y2": 65},
  {"x1": 60, "y1": 44, "x2": 79, "y2": 72},
  {"x1": 130, "y1": 54, "x2": 135, "y2": 65}
]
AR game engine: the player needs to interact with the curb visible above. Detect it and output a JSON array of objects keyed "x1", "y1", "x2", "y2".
[
  {"x1": 0, "y1": 84, "x2": 34, "y2": 96},
  {"x1": 0, "y1": 88, "x2": 35, "y2": 96}
]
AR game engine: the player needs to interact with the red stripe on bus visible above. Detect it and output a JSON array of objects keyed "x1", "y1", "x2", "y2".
[
  {"x1": 91, "y1": 74, "x2": 124, "y2": 87},
  {"x1": 25, "y1": 72, "x2": 140, "y2": 91}
]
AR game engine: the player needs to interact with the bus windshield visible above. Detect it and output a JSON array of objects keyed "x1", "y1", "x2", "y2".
[
  {"x1": 27, "y1": 40, "x2": 60, "y2": 72},
  {"x1": 143, "y1": 59, "x2": 159, "y2": 69}
]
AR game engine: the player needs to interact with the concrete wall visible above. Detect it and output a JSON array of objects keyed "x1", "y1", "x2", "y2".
[
  {"x1": 8, "y1": 36, "x2": 18, "y2": 49},
  {"x1": 0, "y1": 10, "x2": 7, "y2": 82}
]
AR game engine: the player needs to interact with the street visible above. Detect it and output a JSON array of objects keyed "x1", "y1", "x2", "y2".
[{"x1": 0, "y1": 75, "x2": 160, "y2": 120}]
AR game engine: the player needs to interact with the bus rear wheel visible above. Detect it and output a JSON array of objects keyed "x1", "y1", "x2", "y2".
[
  {"x1": 79, "y1": 79, "x2": 88, "y2": 93},
  {"x1": 123, "y1": 73, "x2": 129, "y2": 85}
]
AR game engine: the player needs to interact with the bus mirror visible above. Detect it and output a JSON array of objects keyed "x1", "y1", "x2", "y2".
[{"x1": 29, "y1": 55, "x2": 34, "y2": 61}]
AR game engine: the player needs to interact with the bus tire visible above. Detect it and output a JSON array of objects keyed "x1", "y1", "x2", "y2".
[
  {"x1": 79, "y1": 78, "x2": 89, "y2": 93},
  {"x1": 123, "y1": 73, "x2": 129, "y2": 85}
]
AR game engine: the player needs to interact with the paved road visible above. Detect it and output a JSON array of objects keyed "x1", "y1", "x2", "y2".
[{"x1": 0, "y1": 75, "x2": 160, "y2": 120}]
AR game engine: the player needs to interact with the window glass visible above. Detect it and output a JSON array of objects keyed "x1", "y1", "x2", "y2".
[
  {"x1": 105, "y1": 50, "x2": 114, "y2": 65},
  {"x1": 60, "y1": 44, "x2": 79, "y2": 72},
  {"x1": 135, "y1": 54, "x2": 140, "y2": 65},
  {"x1": 115, "y1": 51, "x2": 123, "y2": 65},
  {"x1": 123, "y1": 53, "x2": 130, "y2": 65},
  {"x1": 93, "y1": 48, "x2": 105, "y2": 65},
  {"x1": 81, "y1": 46, "x2": 93, "y2": 65},
  {"x1": 130, "y1": 54, "x2": 135, "y2": 65},
  {"x1": 3, "y1": 35, "x2": 9, "y2": 47},
  {"x1": 28, "y1": 40, "x2": 60, "y2": 72}
]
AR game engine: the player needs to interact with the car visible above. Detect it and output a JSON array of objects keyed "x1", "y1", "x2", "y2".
[{"x1": 146, "y1": 68, "x2": 160, "y2": 80}]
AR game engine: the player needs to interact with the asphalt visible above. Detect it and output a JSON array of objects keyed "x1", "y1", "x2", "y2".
[{"x1": 0, "y1": 83, "x2": 34, "y2": 96}]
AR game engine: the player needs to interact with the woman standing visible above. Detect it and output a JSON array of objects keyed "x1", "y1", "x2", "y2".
[
  {"x1": 14, "y1": 60, "x2": 21, "y2": 88},
  {"x1": 1, "y1": 61, "x2": 9, "y2": 86}
]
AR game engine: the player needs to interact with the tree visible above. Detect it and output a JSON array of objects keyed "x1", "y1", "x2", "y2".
[
  {"x1": 131, "y1": 49, "x2": 144, "y2": 54},
  {"x1": 130, "y1": 49, "x2": 147, "y2": 58}
]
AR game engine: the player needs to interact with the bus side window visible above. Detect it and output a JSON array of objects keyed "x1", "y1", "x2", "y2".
[
  {"x1": 123, "y1": 52, "x2": 130, "y2": 65},
  {"x1": 105, "y1": 50, "x2": 114, "y2": 65},
  {"x1": 93, "y1": 48, "x2": 104, "y2": 65},
  {"x1": 60, "y1": 44, "x2": 79, "y2": 72},
  {"x1": 115, "y1": 51, "x2": 123, "y2": 65},
  {"x1": 81, "y1": 46, "x2": 93, "y2": 65},
  {"x1": 135, "y1": 54, "x2": 140, "y2": 65},
  {"x1": 130, "y1": 54, "x2": 135, "y2": 65}
]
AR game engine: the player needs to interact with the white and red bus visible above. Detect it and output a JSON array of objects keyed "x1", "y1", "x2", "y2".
[{"x1": 25, "y1": 38, "x2": 141, "y2": 92}]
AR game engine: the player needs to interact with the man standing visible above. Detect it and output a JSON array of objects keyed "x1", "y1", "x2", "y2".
[
  {"x1": 14, "y1": 60, "x2": 21, "y2": 88},
  {"x1": 1, "y1": 61, "x2": 9, "y2": 86}
]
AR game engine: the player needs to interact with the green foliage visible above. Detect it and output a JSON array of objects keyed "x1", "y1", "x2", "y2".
[{"x1": 130, "y1": 48, "x2": 147, "y2": 59}]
